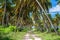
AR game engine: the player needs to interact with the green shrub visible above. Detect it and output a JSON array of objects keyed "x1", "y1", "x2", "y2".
[
  {"x1": 16, "y1": 27, "x2": 30, "y2": 32},
  {"x1": 0, "y1": 25, "x2": 16, "y2": 40},
  {"x1": 8, "y1": 25, "x2": 16, "y2": 31},
  {"x1": 0, "y1": 25, "x2": 16, "y2": 34},
  {"x1": 22, "y1": 28, "x2": 28, "y2": 32}
]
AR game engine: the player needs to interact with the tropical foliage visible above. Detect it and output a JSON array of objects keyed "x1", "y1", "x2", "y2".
[{"x1": 0, "y1": 0, "x2": 60, "y2": 40}]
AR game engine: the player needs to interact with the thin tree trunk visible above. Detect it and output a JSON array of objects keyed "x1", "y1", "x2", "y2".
[
  {"x1": 6, "y1": 12, "x2": 9, "y2": 26},
  {"x1": 2, "y1": 0, "x2": 6, "y2": 26},
  {"x1": 41, "y1": 13, "x2": 49, "y2": 32}
]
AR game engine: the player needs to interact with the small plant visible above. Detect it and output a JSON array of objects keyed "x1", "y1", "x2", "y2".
[{"x1": 8, "y1": 25, "x2": 16, "y2": 31}]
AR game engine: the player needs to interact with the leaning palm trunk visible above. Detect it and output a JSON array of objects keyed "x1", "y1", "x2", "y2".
[
  {"x1": 6, "y1": 12, "x2": 9, "y2": 26},
  {"x1": 36, "y1": 0, "x2": 58, "y2": 34},
  {"x1": 2, "y1": 0, "x2": 6, "y2": 26},
  {"x1": 41, "y1": 13, "x2": 49, "y2": 32},
  {"x1": 43, "y1": 13, "x2": 51, "y2": 32}
]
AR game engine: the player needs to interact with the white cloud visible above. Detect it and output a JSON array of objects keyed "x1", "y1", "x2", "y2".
[{"x1": 49, "y1": 5, "x2": 60, "y2": 13}]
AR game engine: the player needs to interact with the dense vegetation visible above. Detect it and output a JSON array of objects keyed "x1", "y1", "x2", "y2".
[{"x1": 0, "y1": 0, "x2": 60, "y2": 40}]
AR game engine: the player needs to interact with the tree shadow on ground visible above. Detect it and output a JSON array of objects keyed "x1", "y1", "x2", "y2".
[{"x1": 0, "y1": 36, "x2": 13, "y2": 40}]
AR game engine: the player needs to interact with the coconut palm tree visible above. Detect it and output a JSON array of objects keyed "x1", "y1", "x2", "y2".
[
  {"x1": 12, "y1": 0, "x2": 52, "y2": 32},
  {"x1": 1, "y1": 0, "x2": 58, "y2": 33},
  {"x1": 35, "y1": 0, "x2": 58, "y2": 34}
]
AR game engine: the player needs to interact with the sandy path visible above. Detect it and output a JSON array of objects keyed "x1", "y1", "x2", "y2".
[
  {"x1": 24, "y1": 33, "x2": 42, "y2": 40},
  {"x1": 31, "y1": 34, "x2": 42, "y2": 40},
  {"x1": 24, "y1": 33, "x2": 32, "y2": 40}
]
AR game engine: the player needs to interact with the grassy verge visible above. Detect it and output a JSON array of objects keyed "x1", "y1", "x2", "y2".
[
  {"x1": 7, "y1": 32, "x2": 26, "y2": 40},
  {"x1": 0, "y1": 25, "x2": 26, "y2": 40},
  {"x1": 0, "y1": 32, "x2": 26, "y2": 40},
  {"x1": 34, "y1": 31, "x2": 60, "y2": 40}
]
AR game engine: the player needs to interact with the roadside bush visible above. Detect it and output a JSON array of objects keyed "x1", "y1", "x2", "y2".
[
  {"x1": 0, "y1": 25, "x2": 16, "y2": 40},
  {"x1": 0, "y1": 25, "x2": 16, "y2": 34},
  {"x1": 17, "y1": 26, "x2": 30, "y2": 32},
  {"x1": 8, "y1": 25, "x2": 16, "y2": 31}
]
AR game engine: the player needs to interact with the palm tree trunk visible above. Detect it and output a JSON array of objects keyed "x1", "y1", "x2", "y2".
[
  {"x1": 41, "y1": 13, "x2": 49, "y2": 32},
  {"x1": 2, "y1": 0, "x2": 6, "y2": 26},
  {"x1": 6, "y1": 12, "x2": 9, "y2": 26},
  {"x1": 36, "y1": 0, "x2": 58, "y2": 34}
]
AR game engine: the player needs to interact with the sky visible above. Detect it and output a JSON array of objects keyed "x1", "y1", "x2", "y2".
[
  {"x1": 49, "y1": 0, "x2": 60, "y2": 17},
  {"x1": 50, "y1": 0, "x2": 57, "y2": 17},
  {"x1": 51, "y1": 0, "x2": 57, "y2": 7}
]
